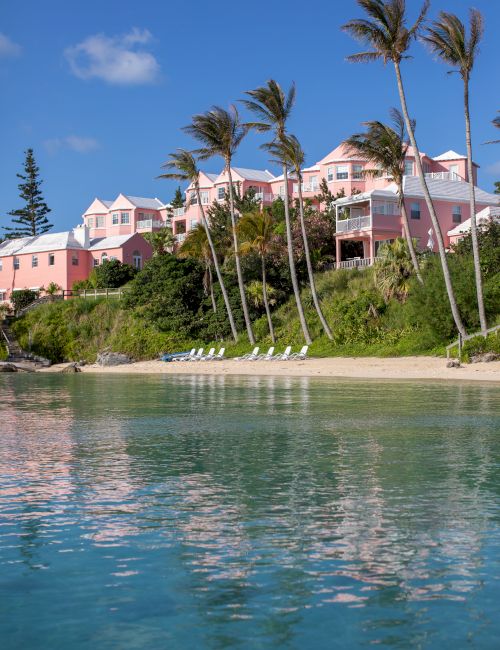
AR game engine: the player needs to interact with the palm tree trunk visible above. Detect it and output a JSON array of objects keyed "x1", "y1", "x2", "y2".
[
  {"x1": 464, "y1": 76, "x2": 487, "y2": 335},
  {"x1": 197, "y1": 186, "x2": 238, "y2": 341},
  {"x1": 397, "y1": 183, "x2": 423, "y2": 284},
  {"x1": 207, "y1": 262, "x2": 217, "y2": 313},
  {"x1": 261, "y1": 255, "x2": 275, "y2": 343},
  {"x1": 297, "y1": 183, "x2": 333, "y2": 339},
  {"x1": 394, "y1": 61, "x2": 467, "y2": 338},
  {"x1": 226, "y1": 166, "x2": 256, "y2": 344},
  {"x1": 282, "y1": 165, "x2": 312, "y2": 344}
]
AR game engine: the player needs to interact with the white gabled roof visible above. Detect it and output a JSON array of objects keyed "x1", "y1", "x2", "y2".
[
  {"x1": 205, "y1": 173, "x2": 218, "y2": 183},
  {"x1": 84, "y1": 198, "x2": 113, "y2": 215},
  {"x1": 402, "y1": 176, "x2": 498, "y2": 204},
  {"x1": 303, "y1": 165, "x2": 320, "y2": 172},
  {"x1": 89, "y1": 234, "x2": 136, "y2": 251},
  {"x1": 448, "y1": 206, "x2": 500, "y2": 236},
  {"x1": 0, "y1": 231, "x2": 84, "y2": 257},
  {"x1": 125, "y1": 196, "x2": 164, "y2": 210},
  {"x1": 334, "y1": 188, "x2": 398, "y2": 205},
  {"x1": 433, "y1": 150, "x2": 467, "y2": 161},
  {"x1": 231, "y1": 167, "x2": 275, "y2": 182}
]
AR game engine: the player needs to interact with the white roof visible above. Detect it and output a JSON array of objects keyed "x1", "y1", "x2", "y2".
[
  {"x1": 433, "y1": 150, "x2": 467, "y2": 161},
  {"x1": 0, "y1": 231, "x2": 83, "y2": 257},
  {"x1": 231, "y1": 167, "x2": 275, "y2": 182},
  {"x1": 125, "y1": 196, "x2": 164, "y2": 209},
  {"x1": 402, "y1": 176, "x2": 498, "y2": 204},
  {"x1": 334, "y1": 188, "x2": 398, "y2": 204},
  {"x1": 205, "y1": 173, "x2": 218, "y2": 183},
  {"x1": 303, "y1": 165, "x2": 320, "y2": 172},
  {"x1": 88, "y1": 234, "x2": 136, "y2": 251},
  {"x1": 448, "y1": 206, "x2": 500, "y2": 236}
]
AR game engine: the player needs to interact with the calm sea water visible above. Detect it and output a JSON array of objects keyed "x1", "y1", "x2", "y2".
[{"x1": 1, "y1": 374, "x2": 500, "y2": 649}]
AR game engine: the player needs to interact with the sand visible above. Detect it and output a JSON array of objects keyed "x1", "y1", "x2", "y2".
[{"x1": 40, "y1": 356, "x2": 500, "y2": 383}]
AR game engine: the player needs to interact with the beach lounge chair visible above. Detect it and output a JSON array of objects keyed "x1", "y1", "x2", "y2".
[
  {"x1": 187, "y1": 348, "x2": 204, "y2": 361},
  {"x1": 213, "y1": 348, "x2": 225, "y2": 360},
  {"x1": 255, "y1": 346, "x2": 274, "y2": 360},
  {"x1": 271, "y1": 346, "x2": 292, "y2": 361},
  {"x1": 171, "y1": 348, "x2": 195, "y2": 362},
  {"x1": 200, "y1": 347, "x2": 216, "y2": 361},
  {"x1": 235, "y1": 347, "x2": 259, "y2": 361},
  {"x1": 289, "y1": 345, "x2": 309, "y2": 360}
]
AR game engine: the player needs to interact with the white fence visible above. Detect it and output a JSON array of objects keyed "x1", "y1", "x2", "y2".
[
  {"x1": 337, "y1": 257, "x2": 379, "y2": 270},
  {"x1": 136, "y1": 219, "x2": 165, "y2": 229}
]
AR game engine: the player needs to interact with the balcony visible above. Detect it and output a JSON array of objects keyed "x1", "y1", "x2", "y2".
[
  {"x1": 293, "y1": 183, "x2": 319, "y2": 194},
  {"x1": 136, "y1": 219, "x2": 165, "y2": 230},
  {"x1": 173, "y1": 207, "x2": 185, "y2": 217},
  {"x1": 254, "y1": 192, "x2": 274, "y2": 202},
  {"x1": 337, "y1": 257, "x2": 379, "y2": 270},
  {"x1": 425, "y1": 171, "x2": 463, "y2": 182},
  {"x1": 336, "y1": 215, "x2": 371, "y2": 233}
]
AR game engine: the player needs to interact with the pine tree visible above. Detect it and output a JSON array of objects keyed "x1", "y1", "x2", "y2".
[
  {"x1": 4, "y1": 149, "x2": 53, "y2": 238},
  {"x1": 171, "y1": 186, "x2": 185, "y2": 208}
]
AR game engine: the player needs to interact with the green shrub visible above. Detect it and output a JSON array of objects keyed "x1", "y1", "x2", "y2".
[{"x1": 11, "y1": 289, "x2": 39, "y2": 312}]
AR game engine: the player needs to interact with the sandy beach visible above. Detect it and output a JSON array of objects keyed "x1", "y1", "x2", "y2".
[{"x1": 39, "y1": 356, "x2": 500, "y2": 383}]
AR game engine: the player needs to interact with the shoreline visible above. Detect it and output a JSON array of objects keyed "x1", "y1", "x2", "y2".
[{"x1": 39, "y1": 356, "x2": 500, "y2": 383}]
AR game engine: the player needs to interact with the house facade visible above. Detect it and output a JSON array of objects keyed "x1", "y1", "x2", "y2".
[
  {"x1": 0, "y1": 226, "x2": 151, "y2": 303},
  {"x1": 171, "y1": 145, "x2": 497, "y2": 266}
]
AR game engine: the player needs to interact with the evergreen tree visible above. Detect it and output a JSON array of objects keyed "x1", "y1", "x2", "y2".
[
  {"x1": 494, "y1": 181, "x2": 500, "y2": 195},
  {"x1": 4, "y1": 149, "x2": 53, "y2": 238},
  {"x1": 171, "y1": 186, "x2": 185, "y2": 208}
]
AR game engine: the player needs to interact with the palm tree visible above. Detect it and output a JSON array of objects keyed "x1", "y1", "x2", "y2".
[
  {"x1": 264, "y1": 135, "x2": 333, "y2": 339},
  {"x1": 242, "y1": 80, "x2": 312, "y2": 344},
  {"x1": 142, "y1": 226, "x2": 176, "y2": 256},
  {"x1": 343, "y1": 108, "x2": 423, "y2": 283},
  {"x1": 343, "y1": 0, "x2": 467, "y2": 338},
  {"x1": 184, "y1": 106, "x2": 255, "y2": 344},
  {"x1": 374, "y1": 237, "x2": 415, "y2": 301},
  {"x1": 422, "y1": 10, "x2": 486, "y2": 335},
  {"x1": 158, "y1": 149, "x2": 238, "y2": 341},
  {"x1": 237, "y1": 210, "x2": 276, "y2": 342},
  {"x1": 179, "y1": 224, "x2": 217, "y2": 313}
]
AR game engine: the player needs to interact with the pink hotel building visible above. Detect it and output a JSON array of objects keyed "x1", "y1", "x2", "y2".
[{"x1": 1, "y1": 145, "x2": 498, "y2": 304}]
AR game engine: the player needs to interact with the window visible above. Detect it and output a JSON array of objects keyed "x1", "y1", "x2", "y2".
[
  {"x1": 190, "y1": 219, "x2": 198, "y2": 229},
  {"x1": 13, "y1": 257, "x2": 20, "y2": 270},
  {"x1": 112, "y1": 213, "x2": 119, "y2": 225},
  {"x1": 189, "y1": 191, "x2": 198, "y2": 205},
  {"x1": 352, "y1": 164, "x2": 364, "y2": 180},
  {"x1": 0, "y1": 291, "x2": 6, "y2": 302},
  {"x1": 133, "y1": 250, "x2": 142, "y2": 270},
  {"x1": 279, "y1": 185, "x2": 285, "y2": 196},
  {"x1": 423, "y1": 163, "x2": 431, "y2": 174},
  {"x1": 88, "y1": 217, "x2": 94, "y2": 228},
  {"x1": 32, "y1": 255, "x2": 38, "y2": 268},
  {"x1": 96, "y1": 215, "x2": 105, "y2": 228},
  {"x1": 452, "y1": 205, "x2": 462, "y2": 224},
  {"x1": 0, "y1": 260, "x2": 2, "y2": 271},
  {"x1": 309, "y1": 176, "x2": 318, "y2": 191},
  {"x1": 410, "y1": 202, "x2": 421, "y2": 220},
  {"x1": 336, "y1": 165, "x2": 349, "y2": 180},
  {"x1": 120, "y1": 212, "x2": 130, "y2": 224},
  {"x1": 404, "y1": 160, "x2": 413, "y2": 176},
  {"x1": 101, "y1": 253, "x2": 108, "y2": 262},
  {"x1": 200, "y1": 191, "x2": 209, "y2": 205},
  {"x1": 48, "y1": 253, "x2": 55, "y2": 265},
  {"x1": 218, "y1": 186, "x2": 225, "y2": 200},
  {"x1": 93, "y1": 259, "x2": 99, "y2": 267},
  {"x1": 72, "y1": 252, "x2": 79, "y2": 266},
  {"x1": 327, "y1": 167, "x2": 334, "y2": 182},
  {"x1": 373, "y1": 201, "x2": 398, "y2": 215},
  {"x1": 138, "y1": 212, "x2": 145, "y2": 219}
]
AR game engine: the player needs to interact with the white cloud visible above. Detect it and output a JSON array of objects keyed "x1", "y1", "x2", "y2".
[
  {"x1": 486, "y1": 161, "x2": 500, "y2": 176},
  {"x1": 0, "y1": 33, "x2": 21, "y2": 57},
  {"x1": 65, "y1": 28, "x2": 160, "y2": 85},
  {"x1": 44, "y1": 135, "x2": 100, "y2": 155}
]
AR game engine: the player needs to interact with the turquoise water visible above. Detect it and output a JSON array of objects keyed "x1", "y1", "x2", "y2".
[{"x1": 1, "y1": 374, "x2": 500, "y2": 649}]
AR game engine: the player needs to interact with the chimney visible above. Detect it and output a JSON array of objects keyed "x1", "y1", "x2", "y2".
[{"x1": 73, "y1": 224, "x2": 90, "y2": 249}]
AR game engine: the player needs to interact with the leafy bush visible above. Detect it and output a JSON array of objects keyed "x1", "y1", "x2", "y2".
[
  {"x1": 94, "y1": 259, "x2": 137, "y2": 288},
  {"x1": 11, "y1": 289, "x2": 39, "y2": 312}
]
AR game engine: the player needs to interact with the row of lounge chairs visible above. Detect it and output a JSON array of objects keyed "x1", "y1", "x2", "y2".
[
  {"x1": 235, "y1": 345, "x2": 309, "y2": 361},
  {"x1": 161, "y1": 345, "x2": 309, "y2": 363}
]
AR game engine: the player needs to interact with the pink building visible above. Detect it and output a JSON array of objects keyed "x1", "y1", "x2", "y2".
[
  {"x1": 83, "y1": 194, "x2": 171, "y2": 240},
  {"x1": 172, "y1": 144, "x2": 498, "y2": 266},
  {"x1": 0, "y1": 225, "x2": 151, "y2": 303}
]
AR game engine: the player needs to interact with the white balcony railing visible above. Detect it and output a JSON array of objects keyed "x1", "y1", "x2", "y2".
[
  {"x1": 293, "y1": 183, "x2": 319, "y2": 194},
  {"x1": 336, "y1": 216, "x2": 371, "y2": 232},
  {"x1": 337, "y1": 257, "x2": 379, "y2": 270},
  {"x1": 254, "y1": 192, "x2": 275, "y2": 202},
  {"x1": 425, "y1": 171, "x2": 463, "y2": 182},
  {"x1": 173, "y1": 207, "x2": 185, "y2": 217},
  {"x1": 136, "y1": 219, "x2": 165, "y2": 229}
]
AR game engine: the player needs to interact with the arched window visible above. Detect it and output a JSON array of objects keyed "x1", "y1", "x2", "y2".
[
  {"x1": 101, "y1": 252, "x2": 108, "y2": 263},
  {"x1": 132, "y1": 250, "x2": 142, "y2": 270}
]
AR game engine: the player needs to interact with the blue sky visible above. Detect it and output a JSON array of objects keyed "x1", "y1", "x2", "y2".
[{"x1": 1, "y1": 0, "x2": 499, "y2": 232}]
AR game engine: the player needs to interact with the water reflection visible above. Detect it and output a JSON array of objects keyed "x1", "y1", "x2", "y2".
[{"x1": 0, "y1": 374, "x2": 499, "y2": 649}]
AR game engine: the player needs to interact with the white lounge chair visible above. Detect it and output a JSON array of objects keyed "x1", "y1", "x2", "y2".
[
  {"x1": 289, "y1": 345, "x2": 309, "y2": 360},
  {"x1": 213, "y1": 348, "x2": 225, "y2": 360},
  {"x1": 235, "y1": 346, "x2": 259, "y2": 361},
  {"x1": 255, "y1": 346, "x2": 274, "y2": 360},
  {"x1": 271, "y1": 346, "x2": 292, "y2": 361},
  {"x1": 173, "y1": 348, "x2": 195, "y2": 362},
  {"x1": 187, "y1": 348, "x2": 204, "y2": 361},
  {"x1": 200, "y1": 347, "x2": 216, "y2": 361}
]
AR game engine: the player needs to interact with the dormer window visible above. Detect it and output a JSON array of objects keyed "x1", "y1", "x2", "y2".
[
  {"x1": 120, "y1": 212, "x2": 130, "y2": 224},
  {"x1": 112, "y1": 213, "x2": 119, "y2": 225},
  {"x1": 218, "y1": 187, "x2": 225, "y2": 200},
  {"x1": 96, "y1": 215, "x2": 105, "y2": 228},
  {"x1": 336, "y1": 165, "x2": 349, "y2": 180}
]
